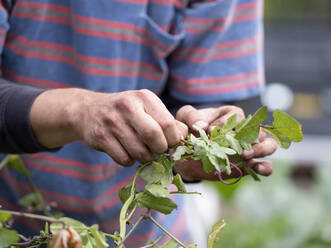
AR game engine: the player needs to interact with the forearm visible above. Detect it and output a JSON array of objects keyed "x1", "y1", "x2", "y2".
[{"x1": 29, "y1": 88, "x2": 89, "y2": 149}]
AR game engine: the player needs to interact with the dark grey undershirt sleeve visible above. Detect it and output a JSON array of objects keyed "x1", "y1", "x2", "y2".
[{"x1": 0, "y1": 79, "x2": 52, "y2": 153}]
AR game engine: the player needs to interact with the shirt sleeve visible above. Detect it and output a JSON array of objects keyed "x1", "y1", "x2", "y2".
[
  {"x1": 167, "y1": 0, "x2": 265, "y2": 104},
  {"x1": 0, "y1": 2, "x2": 52, "y2": 153}
]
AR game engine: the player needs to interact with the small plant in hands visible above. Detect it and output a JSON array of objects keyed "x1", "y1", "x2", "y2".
[{"x1": 0, "y1": 106, "x2": 302, "y2": 248}]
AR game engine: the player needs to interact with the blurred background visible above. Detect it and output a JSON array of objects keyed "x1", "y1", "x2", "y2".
[{"x1": 185, "y1": 1, "x2": 331, "y2": 247}]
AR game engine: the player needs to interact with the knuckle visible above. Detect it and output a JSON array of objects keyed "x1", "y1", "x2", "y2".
[
  {"x1": 159, "y1": 118, "x2": 176, "y2": 131},
  {"x1": 176, "y1": 105, "x2": 194, "y2": 120},
  {"x1": 136, "y1": 89, "x2": 155, "y2": 100},
  {"x1": 114, "y1": 98, "x2": 136, "y2": 114},
  {"x1": 142, "y1": 127, "x2": 160, "y2": 141}
]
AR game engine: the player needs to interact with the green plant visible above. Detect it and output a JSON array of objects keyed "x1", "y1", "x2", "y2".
[{"x1": 0, "y1": 106, "x2": 303, "y2": 248}]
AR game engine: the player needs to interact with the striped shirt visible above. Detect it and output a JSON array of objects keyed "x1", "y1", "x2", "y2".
[{"x1": 0, "y1": 0, "x2": 264, "y2": 246}]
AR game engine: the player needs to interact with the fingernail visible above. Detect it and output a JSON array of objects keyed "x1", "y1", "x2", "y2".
[
  {"x1": 242, "y1": 150, "x2": 254, "y2": 158},
  {"x1": 256, "y1": 164, "x2": 266, "y2": 174},
  {"x1": 193, "y1": 121, "x2": 208, "y2": 130}
]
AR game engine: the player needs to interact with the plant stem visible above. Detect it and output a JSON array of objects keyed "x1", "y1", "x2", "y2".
[
  {"x1": 0, "y1": 155, "x2": 9, "y2": 171},
  {"x1": 180, "y1": 139, "x2": 194, "y2": 147},
  {"x1": 170, "y1": 191, "x2": 202, "y2": 195},
  {"x1": 118, "y1": 214, "x2": 145, "y2": 246},
  {"x1": 260, "y1": 124, "x2": 273, "y2": 129},
  {"x1": 146, "y1": 213, "x2": 187, "y2": 248},
  {"x1": 0, "y1": 209, "x2": 65, "y2": 225}
]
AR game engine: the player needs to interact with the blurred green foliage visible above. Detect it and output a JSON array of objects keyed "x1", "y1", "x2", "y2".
[
  {"x1": 212, "y1": 160, "x2": 331, "y2": 248},
  {"x1": 264, "y1": 0, "x2": 331, "y2": 21}
]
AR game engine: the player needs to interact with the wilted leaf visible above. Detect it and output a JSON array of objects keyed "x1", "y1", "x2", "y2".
[
  {"x1": 145, "y1": 184, "x2": 169, "y2": 198},
  {"x1": 207, "y1": 219, "x2": 226, "y2": 248},
  {"x1": 273, "y1": 110, "x2": 303, "y2": 142},
  {"x1": 172, "y1": 174, "x2": 186, "y2": 192},
  {"x1": 136, "y1": 191, "x2": 177, "y2": 215}
]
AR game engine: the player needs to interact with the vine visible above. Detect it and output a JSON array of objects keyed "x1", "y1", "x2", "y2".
[{"x1": 0, "y1": 106, "x2": 303, "y2": 248}]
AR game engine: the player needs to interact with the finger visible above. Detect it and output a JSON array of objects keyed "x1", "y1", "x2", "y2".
[
  {"x1": 175, "y1": 120, "x2": 188, "y2": 140},
  {"x1": 139, "y1": 90, "x2": 182, "y2": 147},
  {"x1": 246, "y1": 159, "x2": 273, "y2": 176},
  {"x1": 242, "y1": 137, "x2": 277, "y2": 160},
  {"x1": 258, "y1": 128, "x2": 266, "y2": 142},
  {"x1": 98, "y1": 135, "x2": 135, "y2": 166},
  {"x1": 208, "y1": 106, "x2": 245, "y2": 133},
  {"x1": 113, "y1": 123, "x2": 155, "y2": 163},
  {"x1": 176, "y1": 105, "x2": 219, "y2": 131},
  {"x1": 129, "y1": 108, "x2": 168, "y2": 154}
]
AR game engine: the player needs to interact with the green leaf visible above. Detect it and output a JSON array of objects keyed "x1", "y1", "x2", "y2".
[
  {"x1": 187, "y1": 244, "x2": 198, "y2": 248},
  {"x1": 263, "y1": 127, "x2": 292, "y2": 149},
  {"x1": 172, "y1": 146, "x2": 192, "y2": 161},
  {"x1": 213, "y1": 135, "x2": 229, "y2": 147},
  {"x1": 0, "y1": 228, "x2": 19, "y2": 248},
  {"x1": 235, "y1": 107, "x2": 267, "y2": 143},
  {"x1": 272, "y1": 110, "x2": 303, "y2": 142},
  {"x1": 193, "y1": 124, "x2": 209, "y2": 142},
  {"x1": 145, "y1": 184, "x2": 169, "y2": 198},
  {"x1": 210, "y1": 142, "x2": 236, "y2": 158},
  {"x1": 240, "y1": 140, "x2": 252, "y2": 151},
  {"x1": 0, "y1": 156, "x2": 9, "y2": 172},
  {"x1": 211, "y1": 126, "x2": 222, "y2": 138},
  {"x1": 0, "y1": 213, "x2": 11, "y2": 223},
  {"x1": 225, "y1": 133, "x2": 243, "y2": 155},
  {"x1": 158, "y1": 239, "x2": 178, "y2": 248},
  {"x1": 136, "y1": 191, "x2": 177, "y2": 215},
  {"x1": 201, "y1": 155, "x2": 213, "y2": 173},
  {"x1": 222, "y1": 114, "x2": 237, "y2": 132},
  {"x1": 118, "y1": 182, "x2": 137, "y2": 210},
  {"x1": 7, "y1": 155, "x2": 30, "y2": 176},
  {"x1": 18, "y1": 192, "x2": 44, "y2": 211},
  {"x1": 207, "y1": 219, "x2": 226, "y2": 248},
  {"x1": 140, "y1": 162, "x2": 165, "y2": 184},
  {"x1": 208, "y1": 153, "x2": 221, "y2": 172},
  {"x1": 235, "y1": 114, "x2": 252, "y2": 132},
  {"x1": 172, "y1": 174, "x2": 186, "y2": 192},
  {"x1": 50, "y1": 217, "x2": 87, "y2": 234},
  {"x1": 89, "y1": 224, "x2": 109, "y2": 248}
]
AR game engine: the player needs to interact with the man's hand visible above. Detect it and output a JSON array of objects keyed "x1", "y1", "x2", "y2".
[
  {"x1": 173, "y1": 105, "x2": 277, "y2": 181},
  {"x1": 30, "y1": 89, "x2": 187, "y2": 166}
]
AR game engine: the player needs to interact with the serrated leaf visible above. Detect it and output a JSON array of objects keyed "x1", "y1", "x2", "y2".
[
  {"x1": 136, "y1": 191, "x2": 177, "y2": 215},
  {"x1": 0, "y1": 228, "x2": 19, "y2": 248},
  {"x1": 207, "y1": 153, "x2": 221, "y2": 172},
  {"x1": 222, "y1": 114, "x2": 237, "y2": 132},
  {"x1": 193, "y1": 124, "x2": 209, "y2": 142},
  {"x1": 273, "y1": 110, "x2": 303, "y2": 142},
  {"x1": 172, "y1": 146, "x2": 193, "y2": 161},
  {"x1": 158, "y1": 239, "x2": 178, "y2": 248},
  {"x1": 263, "y1": 127, "x2": 292, "y2": 149},
  {"x1": 225, "y1": 133, "x2": 243, "y2": 155},
  {"x1": 235, "y1": 107, "x2": 267, "y2": 143},
  {"x1": 172, "y1": 174, "x2": 186, "y2": 192},
  {"x1": 201, "y1": 155, "x2": 213, "y2": 173},
  {"x1": 213, "y1": 135, "x2": 229, "y2": 147},
  {"x1": 140, "y1": 162, "x2": 165, "y2": 184},
  {"x1": 207, "y1": 219, "x2": 226, "y2": 248},
  {"x1": 210, "y1": 142, "x2": 236, "y2": 158},
  {"x1": 145, "y1": 184, "x2": 169, "y2": 198}
]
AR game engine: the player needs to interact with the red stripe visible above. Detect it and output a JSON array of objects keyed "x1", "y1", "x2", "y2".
[
  {"x1": 6, "y1": 38, "x2": 164, "y2": 81},
  {"x1": 18, "y1": 1, "x2": 71, "y2": 14},
  {"x1": 26, "y1": 153, "x2": 117, "y2": 172},
  {"x1": 171, "y1": 71, "x2": 258, "y2": 85},
  {"x1": 13, "y1": 9, "x2": 71, "y2": 25},
  {"x1": 172, "y1": 80, "x2": 261, "y2": 95},
  {"x1": 2, "y1": 68, "x2": 71, "y2": 88},
  {"x1": 184, "y1": 2, "x2": 259, "y2": 25},
  {"x1": 23, "y1": 159, "x2": 117, "y2": 182}
]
